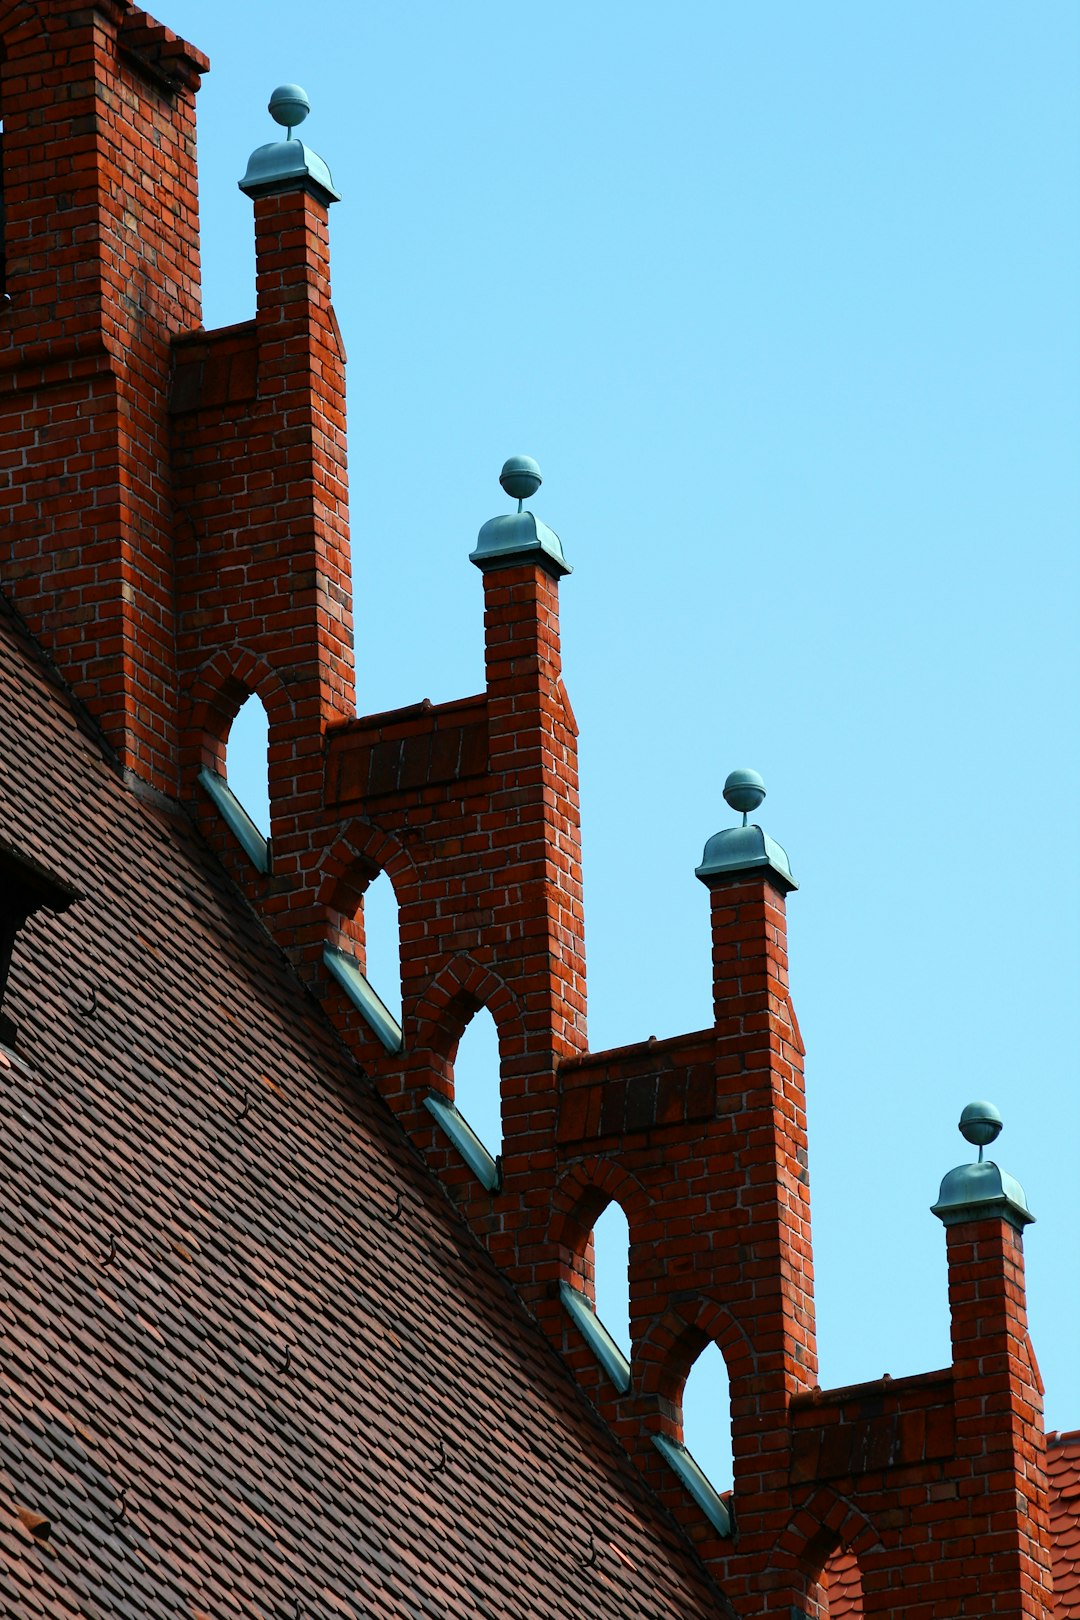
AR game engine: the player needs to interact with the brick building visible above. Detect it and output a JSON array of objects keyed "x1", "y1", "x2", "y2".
[{"x1": 0, "y1": 3, "x2": 1076, "y2": 1616}]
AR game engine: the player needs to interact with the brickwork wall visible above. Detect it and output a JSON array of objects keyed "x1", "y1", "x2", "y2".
[
  {"x1": 540, "y1": 877, "x2": 822, "y2": 1613},
  {"x1": 942, "y1": 1217, "x2": 1055, "y2": 1615},
  {"x1": 0, "y1": 0, "x2": 204, "y2": 789},
  {"x1": 172, "y1": 182, "x2": 354, "y2": 927},
  {"x1": 316, "y1": 558, "x2": 587, "y2": 1264},
  {"x1": 0, "y1": 8, "x2": 1059, "y2": 1617}
]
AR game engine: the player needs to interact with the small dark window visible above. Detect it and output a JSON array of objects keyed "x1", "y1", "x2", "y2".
[{"x1": 0, "y1": 840, "x2": 77, "y2": 1046}]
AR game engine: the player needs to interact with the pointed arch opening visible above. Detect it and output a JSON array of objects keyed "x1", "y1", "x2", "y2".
[
  {"x1": 450, "y1": 1002, "x2": 502, "y2": 1162},
  {"x1": 321, "y1": 856, "x2": 404, "y2": 1056},
  {"x1": 592, "y1": 1199, "x2": 631, "y2": 1360},
  {"x1": 422, "y1": 1001, "x2": 503, "y2": 1192},
  {"x1": 359, "y1": 869, "x2": 401, "y2": 1027},
  {"x1": 637, "y1": 1301, "x2": 752, "y2": 1538},
  {"x1": 681, "y1": 1339, "x2": 734, "y2": 1497},
  {"x1": 224, "y1": 690, "x2": 270, "y2": 838},
  {"x1": 556, "y1": 1189, "x2": 633, "y2": 1396},
  {"x1": 198, "y1": 687, "x2": 272, "y2": 873}
]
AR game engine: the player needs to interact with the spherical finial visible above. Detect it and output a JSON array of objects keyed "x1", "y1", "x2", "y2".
[
  {"x1": 268, "y1": 84, "x2": 311, "y2": 133},
  {"x1": 958, "y1": 1100, "x2": 1003, "y2": 1149},
  {"x1": 723, "y1": 768, "x2": 767, "y2": 817},
  {"x1": 499, "y1": 455, "x2": 542, "y2": 503}
]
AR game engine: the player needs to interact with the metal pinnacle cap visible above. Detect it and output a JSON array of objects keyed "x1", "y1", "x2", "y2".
[
  {"x1": 696, "y1": 769, "x2": 797, "y2": 892},
  {"x1": 239, "y1": 84, "x2": 340, "y2": 206},
  {"x1": 470, "y1": 456, "x2": 571, "y2": 579},
  {"x1": 931, "y1": 1102, "x2": 1034, "y2": 1231}
]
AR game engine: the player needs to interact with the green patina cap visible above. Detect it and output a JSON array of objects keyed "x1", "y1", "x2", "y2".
[
  {"x1": 695, "y1": 769, "x2": 797, "y2": 892},
  {"x1": 470, "y1": 457, "x2": 571, "y2": 579},
  {"x1": 239, "y1": 85, "x2": 340, "y2": 205},
  {"x1": 239, "y1": 140, "x2": 340, "y2": 205},
  {"x1": 931, "y1": 1101, "x2": 1034, "y2": 1230}
]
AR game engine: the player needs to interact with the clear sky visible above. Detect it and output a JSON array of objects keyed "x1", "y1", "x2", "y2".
[{"x1": 162, "y1": 0, "x2": 1079, "y2": 1485}]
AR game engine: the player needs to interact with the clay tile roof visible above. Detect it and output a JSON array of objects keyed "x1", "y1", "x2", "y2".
[
  {"x1": 822, "y1": 1548, "x2": 863, "y2": 1615},
  {"x1": 1049, "y1": 1430, "x2": 1080, "y2": 1619},
  {"x1": 0, "y1": 600, "x2": 725, "y2": 1618}
]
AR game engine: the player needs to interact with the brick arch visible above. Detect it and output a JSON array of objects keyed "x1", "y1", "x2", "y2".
[
  {"x1": 636, "y1": 1295, "x2": 758, "y2": 1403},
  {"x1": 777, "y1": 1485, "x2": 881, "y2": 1581},
  {"x1": 549, "y1": 1157, "x2": 650, "y2": 1251},
  {"x1": 317, "y1": 821, "x2": 419, "y2": 918},
  {"x1": 181, "y1": 644, "x2": 295, "y2": 780},
  {"x1": 408, "y1": 953, "x2": 525, "y2": 1069}
]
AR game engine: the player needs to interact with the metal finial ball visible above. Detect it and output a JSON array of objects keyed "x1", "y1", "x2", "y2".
[
  {"x1": 499, "y1": 455, "x2": 542, "y2": 503},
  {"x1": 958, "y1": 1100, "x2": 1003, "y2": 1149},
  {"x1": 269, "y1": 84, "x2": 311, "y2": 131},
  {"x1": 723, "y1": 768, "x2": 767, "y2": 816}
]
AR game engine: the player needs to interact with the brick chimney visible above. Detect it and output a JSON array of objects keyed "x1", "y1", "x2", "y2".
[{"x1": 0, "y1": 1, "x2": 206, "y2": 790}]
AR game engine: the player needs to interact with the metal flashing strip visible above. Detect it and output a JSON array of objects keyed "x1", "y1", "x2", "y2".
[
  {"x1": 558, "y1": 1281, "x2": 631, "y2": 1395},
  {"x1": 652, "y1": 1434, "x2": 733, "y2": 1538},
  {"x1": 322, "y1": 947, "x2": 404, "y2": 1054},
  {"x1": 198, "y1": 767, "x2": 270, "y2": 874},
  {"x1": 423, "y1": 1093, "x2": 501, "y2": 1192}
]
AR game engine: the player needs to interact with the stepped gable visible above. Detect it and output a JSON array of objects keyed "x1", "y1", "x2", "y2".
[
  {"x1": 0, "y1": 0, "x2": 1068, "y2": 1612},
  {"x1": 0, "y1": 597, "x2": 726, "y2": 1620}
]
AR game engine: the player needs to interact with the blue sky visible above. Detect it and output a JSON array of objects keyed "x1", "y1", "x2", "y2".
[{"x1": 163, "y1": 1, "x2": 1079, "y2": 1484}]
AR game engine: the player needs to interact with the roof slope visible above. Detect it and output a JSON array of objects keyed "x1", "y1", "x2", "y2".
[{"x1": 0, "y1": 601, "x2": 727, "y2": 1619}]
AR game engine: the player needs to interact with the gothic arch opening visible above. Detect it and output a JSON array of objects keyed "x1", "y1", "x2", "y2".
[
  {"x1": 591, "y1": 1198, "x2": 631, "y2": 1359},
  {"x1": 360, "y1": 869, "x2": 401, "y2": 1026},
  {"x1": 681, "y1": 1339, "x2": 734, "y2": 1496},
  {"x1": 225, "y1": 689, "x2": 270, "y2": 837},
  {"x1": 450, "y1": 1002, "x2": 501, "y2": 1161},
  {"x1": 555, "y1": 1189, "x2": 634, "y2": 1395},
  {"x1": 319, "y1": 854, "x2": 405, "y2": 1056}
]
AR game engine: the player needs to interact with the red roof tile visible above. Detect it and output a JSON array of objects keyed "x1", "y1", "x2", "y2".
[
  {"x1": 821, "y1": 1548, "x2": 862, "y2": 1617},
  {"x1": 0, "y1": 600, "x2": 726, "y2": 1617},
  {"x1": 1049, "y1": 1430, "x2": 1080, "y2": 1619}
]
